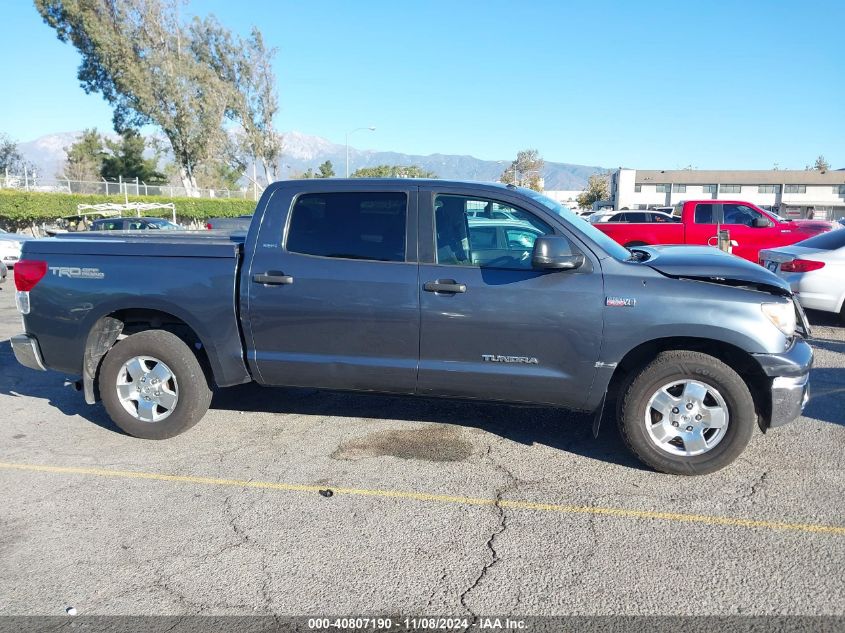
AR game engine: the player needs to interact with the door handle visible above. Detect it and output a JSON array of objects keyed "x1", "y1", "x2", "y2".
[
  {"x1": 253, "y1": 272, "x2": 294, "y2": 285},
  {"x1": 424, "y1": 280, "x2": 466, "y2": 294}
]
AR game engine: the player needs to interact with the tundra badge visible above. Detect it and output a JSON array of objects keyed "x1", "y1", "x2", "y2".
[{"x1": 482, "y1": 355, "x2": 539, "y2": 364}]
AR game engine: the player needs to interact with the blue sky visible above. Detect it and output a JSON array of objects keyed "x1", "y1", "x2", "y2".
[{"x1": 1, "y1": 0, "x2": 843, "y2": 169}]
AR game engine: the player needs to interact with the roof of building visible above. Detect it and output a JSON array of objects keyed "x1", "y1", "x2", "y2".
[{"x1": 632, "y1": 169, "x2": 845, "y2": 185}]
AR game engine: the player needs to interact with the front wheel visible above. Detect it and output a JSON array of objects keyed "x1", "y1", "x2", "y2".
[
  {"x1": 99, "y1": 330, "x2": 212, "y2": 439},
  {"x1": 619, "y1": 351, "x2": 756, "y2": 475}
]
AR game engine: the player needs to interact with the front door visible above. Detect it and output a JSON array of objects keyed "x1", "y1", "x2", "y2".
[
  {"x1": 719, "y1": 202, "x2": 783, "y2": 262},
  {"x1": 416, "y1": 187, "x2": 604, "y2": 408},
  {"x1": 246, "y1": 188, "x2": 420, "y2": 393}
]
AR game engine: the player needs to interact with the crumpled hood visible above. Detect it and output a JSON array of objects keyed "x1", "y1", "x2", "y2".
[{"x1": 639, "y1": 245, "x2": 791, "y2": 294}]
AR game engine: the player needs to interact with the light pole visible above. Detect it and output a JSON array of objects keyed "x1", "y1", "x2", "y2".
[{"x1": 345, "y1": 126, "x2": 376, "y2": 177}]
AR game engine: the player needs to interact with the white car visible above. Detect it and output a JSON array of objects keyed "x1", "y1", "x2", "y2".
[
  {"x1": 589, "y1": 210, "x2": 678, "y2": 224},
  {"x1": 0, "y1": 228, "x2": 34, "y2": 268},
  {"x1": 760, "y1": 229, "x2": 845, "y2": 321}
]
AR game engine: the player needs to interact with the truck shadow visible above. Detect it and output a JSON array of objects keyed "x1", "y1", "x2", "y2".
[
  {"x1": 209, "y1": 383, "x2": 647, "y2": 470},
  {"x1": 0, "y1": 342, "x2": 121, "y2": 433},
  {"x1": 0, "y1": 340, "x2": 642, "y2": 468},
  {"x1": 802, "y1": 367, "x2": 845, "y2": 427}
]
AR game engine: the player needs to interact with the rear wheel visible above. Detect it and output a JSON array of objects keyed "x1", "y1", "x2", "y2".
[
  {"x1": 99, "y1": 330, "x2": 212, "y2": 439},
  {"x1": 619, "y1": 350, "x2": 756, "y2": 475}
]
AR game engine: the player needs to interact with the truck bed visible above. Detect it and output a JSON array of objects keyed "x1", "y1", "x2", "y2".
[
  {"x1": 594, "y1": 221, "x2": 684, "y2": 247},
  {"x1": 20, "y1": 231, "x2": 250, "y2": 389}
]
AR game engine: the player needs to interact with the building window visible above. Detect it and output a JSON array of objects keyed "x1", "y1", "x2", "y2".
[
  {"x1": 720, "y1": 185, "x2": 741, "y2": 193},
  {"x1": 784, "y1": 185, "x2": 806, "y2": 194},
  {"x1": 634, "y1": 184, "x2": 642, "y2": 192},
  {"x1": 672, "y1": 184, "x2": 686, "y2": 193},
  {"x1": 835, "y1": 185, "x2": 845, "y2": 195},
  {"x1": 758, "y1": 185, "x2": 779, "y2": 194},
  {"x1": 702, "y1": 185, "x2": 716, "y2": 194},
  {"x1": 654, "y1": 184, "x2": 670, "y2": 193}
]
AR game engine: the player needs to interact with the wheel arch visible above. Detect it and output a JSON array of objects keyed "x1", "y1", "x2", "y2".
[
  {"x1": 603, "y1": 336, "x2": 771, "y2": 431},
  {"x1": 82, "y1": 306, "x2": 218, "y2": 404}
]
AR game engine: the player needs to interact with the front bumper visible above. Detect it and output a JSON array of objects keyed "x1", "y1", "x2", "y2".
[
  {"x1": 753, "y1": 338, "x2": 813, "y2": 428},
  {"x1": 769, "y1": 374, "x2": 810, "y2": 428},
  {"x1": 11, "y1": 334, "x2": 46, "y2": 371}
]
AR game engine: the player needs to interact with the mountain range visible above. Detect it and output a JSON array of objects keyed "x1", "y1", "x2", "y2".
[{"x1": 18, "y1": 130, "x2": 603, "y2": 190}]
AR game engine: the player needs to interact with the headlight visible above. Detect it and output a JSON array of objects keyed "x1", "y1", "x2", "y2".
[{"x1": 761, "y1": 301, "x2": 797, "y2": 338}]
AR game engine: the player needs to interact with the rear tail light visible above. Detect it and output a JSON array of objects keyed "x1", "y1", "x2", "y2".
[
  {"x1": 14, "y1": 260, "x2": 48, "y2": 291},
  {"x1": 205, "y1": 222, "x2": 213, "y2": 230},
  {"x1": 780, "y1": 259, "x2": 825, "y2": 273},
  {"x1": 14, "y1": 260, "x2": 47, "y2": 316}
]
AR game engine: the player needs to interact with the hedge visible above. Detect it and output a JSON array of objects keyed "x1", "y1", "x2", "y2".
[{"x1": 0, "y1": 190, "x2": 257, "y2": 232}]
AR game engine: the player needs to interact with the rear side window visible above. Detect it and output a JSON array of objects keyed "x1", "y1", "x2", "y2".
[
  {"x1": 694, "y1": 204, "x2": 716, "y2": 224},
  {"x1": 796, "y1": 228, "x2": 845, "y2": 250},
  {"x1": 286, "y1": 192, "x2": 407, "y2": 262}
]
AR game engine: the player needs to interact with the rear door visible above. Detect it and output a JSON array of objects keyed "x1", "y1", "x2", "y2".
[
  {"x1": 684, "y1": 202, "x2": 720, "y2": 247},
  {"x1": 416, "y1": 186, "x2": 604, "y2": 408},
  {"x1": 245, "y1": 186, "x2": 420, "y2": 393}
]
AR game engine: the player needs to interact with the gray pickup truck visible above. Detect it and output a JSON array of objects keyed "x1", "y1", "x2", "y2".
[{"x1": 11, "y1": 180, "x2": 812, "y2": 474}]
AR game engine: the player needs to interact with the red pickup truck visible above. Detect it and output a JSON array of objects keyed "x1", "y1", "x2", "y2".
[{"x1": 593, "y1": 200, "x2": 835, "y2": 263}]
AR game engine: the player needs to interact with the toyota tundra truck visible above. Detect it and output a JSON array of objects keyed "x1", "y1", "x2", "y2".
[
  {"x1": 11, "y1": 180, "x2": 812, "y2": 475},
  {"x1": 594, "y1": 199, "x2": 835, "y2": 263}
]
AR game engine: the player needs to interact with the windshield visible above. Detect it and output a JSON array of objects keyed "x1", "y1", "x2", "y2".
[
  {"x1": 147, "y1": 219, "x2": 180, "y2": 229},
  {"x1": 518, "y1": 187, "x2": 633, "y2": 260}
]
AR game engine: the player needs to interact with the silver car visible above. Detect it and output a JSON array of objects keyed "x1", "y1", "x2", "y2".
[{"x1": 760, "y1": 228, "x2": 845, "y2": 322}]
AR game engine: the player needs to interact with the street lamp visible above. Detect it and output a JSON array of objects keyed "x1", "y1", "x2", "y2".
[{"x1": 345, "y1": 126, "x2": 376, "y2": 177}]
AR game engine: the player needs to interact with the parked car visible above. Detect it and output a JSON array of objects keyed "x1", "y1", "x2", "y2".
[
  {"x1": 90, "y1": 217, "x2": 181, "y2": 231},
  {"x1": 760, "y1": 229, "x2": 845, "y2": 322},
  {"x1": 11, "y1": 180, "x2": 812, "y2": 475},
  {"x1": 205, "y1": 215, "x2": 253, "y2": 231},
  {"x1": 0, "y1": 228, "x2": 35, "y2": 268},
  {"x1": 590, "y1": 211, "x2": 679, "y2": 224},
  {"x1": 593, "y1": 200, "x2": 836, "y2": 263}
]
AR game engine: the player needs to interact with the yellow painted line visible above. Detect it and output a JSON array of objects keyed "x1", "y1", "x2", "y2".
[{"x1": 1, "y1": 460, "x2": 843, "y2": 536}]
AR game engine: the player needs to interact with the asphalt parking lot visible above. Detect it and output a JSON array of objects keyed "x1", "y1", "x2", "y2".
[{"x1": 0, "y1": 284, "x2": 843, "y2": 619}]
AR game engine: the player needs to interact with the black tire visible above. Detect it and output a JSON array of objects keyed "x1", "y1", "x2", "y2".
[
  {"x1": 99, "y1": 330, "x2": 212, "y2": 439},
  {"x1": 619, "y1": 350, "x2": 756, "y2": 475}
]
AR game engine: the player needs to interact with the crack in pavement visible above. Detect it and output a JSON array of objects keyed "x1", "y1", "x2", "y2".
[{"x1": 459, "y1": 445, "x2": 521, "y2": 625}]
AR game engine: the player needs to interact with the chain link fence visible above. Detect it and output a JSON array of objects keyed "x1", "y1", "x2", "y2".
[{"x1": 1, "y1": 172, "x2": 261, "y2": 200}]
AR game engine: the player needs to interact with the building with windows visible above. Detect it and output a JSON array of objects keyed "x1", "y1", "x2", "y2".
[{"x1": 610, "y1": 168, "x2": 845, "y2": 219}]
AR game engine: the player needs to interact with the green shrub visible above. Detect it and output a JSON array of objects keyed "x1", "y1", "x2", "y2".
[{"x1": 0, "y1": 190, "x2": 256, "y2": 232}]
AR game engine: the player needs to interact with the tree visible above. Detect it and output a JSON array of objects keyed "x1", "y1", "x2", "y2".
[
  {"x1": 61, "y1": 128, "x2": 105, "y2": 182},
  {"x1": 193, "y1": 159, "x2": 243, "y2": 191},
  {"x1": 0, "y1": 134, "x2": 34, "y2": 176},
  {"x1": 101, "y1": 129, "x2": 167, "y2": 184},
  {"x1": 814, "y1": 155, "x2": 830, "y2": 172},
  {"x1": 189, "y1": 17, "x2": 282, "y2": 186},
  {"x1": 318, "y1": 160, "x2": 335, "y2": 178},
  {"x1": 36, "y1": 0, "x2": 236, "y2": 195},
  {"x1": 499, "y1": 149, "x2": 544, "y2": 191},
  {"x1": 576, "y1": 173, "x2": 610, "y2": 210},
  {"x1": 351, "y1": 165, "x2": 437, "y2": 178}
]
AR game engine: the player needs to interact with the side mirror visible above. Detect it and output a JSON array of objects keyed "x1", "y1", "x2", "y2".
[
  {"x1": 752, "y1": 217, "x2": 771, "y2": 228},
  {"x1": 532, "y1": 236, "x2": 585, "y2": 271}
]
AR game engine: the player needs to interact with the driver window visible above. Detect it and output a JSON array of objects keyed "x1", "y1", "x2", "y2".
[
  {"x1": 434, "y1": 195, "x2": 553, "y2": 270},
  {"x1": 723, "y1": 204, "x2": 765, "y2": 226}
]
